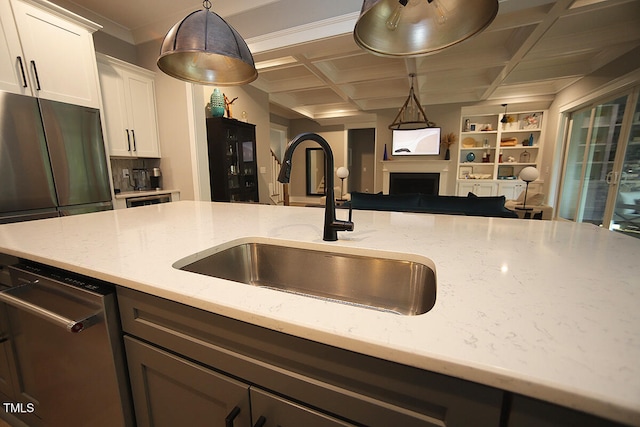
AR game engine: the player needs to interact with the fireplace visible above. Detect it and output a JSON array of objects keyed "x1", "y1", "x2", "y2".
[
  {"x1": 381, "y1": 160, "x2": 450, "y2": 195},
  {"x1": 389, "y1": 173, "x2": 439, "y2": 195}
]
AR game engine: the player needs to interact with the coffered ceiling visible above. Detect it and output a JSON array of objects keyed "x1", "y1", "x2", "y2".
[{"x1": 49, "y1": 0, "x2": 640, "y2": 123}]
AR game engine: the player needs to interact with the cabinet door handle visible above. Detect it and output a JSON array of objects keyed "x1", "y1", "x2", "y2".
[
  {"x1": 126, "y1": 129, "x2": 132, "y2": 151},
  {"x1": 253, "y1": 416, "x2": 266, "y2": 427},
  {"x1": 30, "y1": 60, "x2": 41, "y2": 91},
  {"x1": 17, "y1": 57, "x2": 28, "y2": 88},
  {"x1": 131, "y1": 129, "x2": 137, "y2": 151},
  {"x1": 224, "y1": 406, "x2": 241, "y2": 427}
]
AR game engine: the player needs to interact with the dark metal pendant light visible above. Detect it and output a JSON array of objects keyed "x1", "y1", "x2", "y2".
[
  {"x1": 500, "y1": 103, "x2": 509, "y2": 123},
  {"x1": 354, "y1": 0, "x2": 499, "y2": 57},
  {"x1": 157, "y1": 0, "x2": 258, "y2": 85},
  {"x1": 389, "y1": 74, "x2": 435, "y2": 130}
]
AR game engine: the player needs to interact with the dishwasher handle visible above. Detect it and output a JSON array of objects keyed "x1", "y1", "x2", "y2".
[{"x1": 0, "y1": 283, "x2": 101, "y2": 333}]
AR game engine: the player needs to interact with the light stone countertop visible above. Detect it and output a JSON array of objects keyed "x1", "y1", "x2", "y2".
[{"x1": 0, "y1": 201, "x2": 638, "y2": 425}]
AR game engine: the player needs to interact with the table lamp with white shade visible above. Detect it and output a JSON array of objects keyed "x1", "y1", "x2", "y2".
[
  {"x1": 336, "y1": 167, "x2": 349, "y2": 201},
  {"x1": 517, "y1": 166, "x2": 539, "y2": 211}
]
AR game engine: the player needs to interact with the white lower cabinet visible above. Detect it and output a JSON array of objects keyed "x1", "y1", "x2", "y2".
[
  {"x1": 458, "y1": 181, "x2": 544, "y2": 199},
  {"x1": 117, "y1": 287, "x2": 505, "y2": 427},
  {"x1": 497, "y1": 181, "x2": 543, "y2": 200},
  {"x1": 97, "y1": 54, "x2": 161, "y2": 158},
  {"x1": 457, "y1": 181, "x2": 497, "y2": 196},
  {"x1": 498, "y1": 181, "x2": 527, "y2": 200}
]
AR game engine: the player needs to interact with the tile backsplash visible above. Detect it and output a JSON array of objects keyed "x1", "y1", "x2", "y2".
[{"x1": 110, "y1": 158, "x2": 160, "y2": 193}]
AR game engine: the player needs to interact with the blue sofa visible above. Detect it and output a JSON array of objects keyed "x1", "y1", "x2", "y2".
[{"x1": 347, "y1": 192, "x2": 518, "y2": 218}]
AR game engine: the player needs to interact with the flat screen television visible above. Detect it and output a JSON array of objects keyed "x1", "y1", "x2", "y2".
[{"x1": 391, "y1": 127, "x2": 441, "y2": 156}]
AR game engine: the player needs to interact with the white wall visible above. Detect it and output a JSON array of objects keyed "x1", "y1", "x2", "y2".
[{"x1": 137, "y1": 39, "x2": 196, "y2": 200}]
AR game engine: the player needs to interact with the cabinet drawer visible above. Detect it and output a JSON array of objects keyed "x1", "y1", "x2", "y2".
[{"x1": 118, "y1": 287, "x2": 504, "y2": 427}]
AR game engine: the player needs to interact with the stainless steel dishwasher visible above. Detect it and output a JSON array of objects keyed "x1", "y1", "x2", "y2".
[{"x1": 0, "y1": 261, "x2": 134, "y2": 427}]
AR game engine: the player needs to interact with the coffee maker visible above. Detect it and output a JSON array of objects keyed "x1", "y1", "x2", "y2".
[{"x1": 150, "y1": 167, "x2": 162, "y2": 190}]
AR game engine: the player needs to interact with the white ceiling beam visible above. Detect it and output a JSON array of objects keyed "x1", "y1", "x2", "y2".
[{"x1": 480, "y1": 0, "x2": 577, "y2": 101}]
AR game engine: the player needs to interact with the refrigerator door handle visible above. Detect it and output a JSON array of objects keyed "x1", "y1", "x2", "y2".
[
  {"x1": 30, "y1": 60, "x2": 41, "y2": 91},
  {"x1": 17, "y1": 57, "x2": 28, "y2": 88}
]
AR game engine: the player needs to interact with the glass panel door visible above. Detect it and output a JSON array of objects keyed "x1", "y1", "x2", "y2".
[
  {"x1": 611, "y1": 94, "x2": 640, "y2": 237},
  {"x1": 558, "y1": 108, "x2": 592, "y2": 221},
  {"x1": 558, "y1": 95, "x2": 628, "y2": 225}
]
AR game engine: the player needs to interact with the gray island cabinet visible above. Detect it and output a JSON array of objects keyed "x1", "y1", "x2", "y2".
[
  {"x1": 118, "y1": 287, "x2": 628, "y2": 427},
  {"x1": 118, "y1": 287, "x2": 503, "y2": 427}
]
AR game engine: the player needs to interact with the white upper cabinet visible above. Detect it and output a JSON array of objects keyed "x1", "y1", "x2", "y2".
[
  {"x1": 0, "y1": 0, "x2": 101, "y2": 108},
  {"x1": 0, "y1": 1, "x2": 29, "y2": 95},
  {"x1": 97, "y1": 54, "x2": 161, "y2": 158}
]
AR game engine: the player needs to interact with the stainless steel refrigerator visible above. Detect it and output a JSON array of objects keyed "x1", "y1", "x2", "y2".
[{"x1": 0, "y1": 91, "x2": 112, "y2": 223}]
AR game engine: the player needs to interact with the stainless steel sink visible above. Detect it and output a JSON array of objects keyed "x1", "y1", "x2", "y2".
[{"x1": 174, "y1": 239, "x2": 436, "y2": 315}]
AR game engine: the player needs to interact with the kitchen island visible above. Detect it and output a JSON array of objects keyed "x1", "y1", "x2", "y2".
[{"x1": 0, "y1": 201, "x2": 638, "y2": 425}]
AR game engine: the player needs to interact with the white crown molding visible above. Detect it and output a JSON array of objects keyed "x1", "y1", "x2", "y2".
[{"x1": 246, "y1": 12, "x2": 359, "y2": 54}]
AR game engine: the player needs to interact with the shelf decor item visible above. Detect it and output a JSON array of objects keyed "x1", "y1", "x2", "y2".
[
  {"x1": 522, "y1": 114, "x2": 540, "y2": 130},
  {"x1": 441, "y1": 132, "x2": 456, "y2": 160},
  {"x1": 459, "y1": 166, "x2": 473, "y2": 179},
  {"x1": 210, "y1": 88, "x2": 225, "y2": 117},
  {"x1": 224, "y1": 94, "x2": 238, "y2": 118},
  {"x1": 336, "y1": 167, "x2": 350, "y2": 201},
  {"x1": 517, "y1": 167, "x2": 540, "y2": 211}
]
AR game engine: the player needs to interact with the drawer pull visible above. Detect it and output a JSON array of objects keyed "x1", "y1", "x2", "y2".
[
  {"x1": 225, "y1": 406, "x2": 241, "y2": 427},
  {"x1": 253, "y1": 416, "x2": 266, "y2": 427}
]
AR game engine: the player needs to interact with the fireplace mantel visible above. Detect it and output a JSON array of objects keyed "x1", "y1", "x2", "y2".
[{"x1": 381, "y1": 160, "x2": 450, "y2": 195}]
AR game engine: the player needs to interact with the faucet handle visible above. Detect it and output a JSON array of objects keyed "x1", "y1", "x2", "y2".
[{"x1": 332, "y1": 219, "x2": 354, "y2": 232}]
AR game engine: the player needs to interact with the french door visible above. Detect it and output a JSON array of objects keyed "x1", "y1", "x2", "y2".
[
  {"x1": 611, "y1": 93, "x2": 640, "y2": 236},
  {"x1": 558, "y1": 88, "x2": 640, "y2": 236}
]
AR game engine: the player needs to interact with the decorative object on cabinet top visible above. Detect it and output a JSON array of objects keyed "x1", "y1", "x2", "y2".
[{"x1": 210, "y1": 88, "x2": 224, "y2": 117}]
